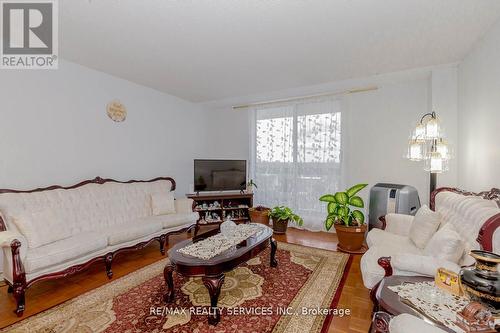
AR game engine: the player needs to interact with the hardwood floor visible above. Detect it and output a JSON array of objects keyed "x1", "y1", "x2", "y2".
[{"x1": 0, "y1": 226, "x2": 372, "y2": 332}]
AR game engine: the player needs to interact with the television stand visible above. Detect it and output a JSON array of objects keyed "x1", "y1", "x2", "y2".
[{"x1": 187, "y1": 192, "x2": 254, "y2": 235}]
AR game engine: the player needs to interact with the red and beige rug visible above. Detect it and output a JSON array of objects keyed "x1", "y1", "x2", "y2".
[{"x1": 2, "y1": 242, "x2": 351, "y2": 333}]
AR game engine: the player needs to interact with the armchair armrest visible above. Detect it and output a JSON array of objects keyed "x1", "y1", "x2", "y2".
[
  {"x1": 0, "y1": 231, "x2": 26, "y2": 250},
  {"x1": 378, "y1": 257, "x2": 393, "y2": 277},
  {"x1": 383, "y1": 213, "x2": 414, "y2": 236},
  {"x1": 175, "y1": 198, "x2": 194, "y2": 214},
  {"x1": 0, "y1": 231, "x2": 27, "y2": 288},
  {"x1": 391, "y1": 253, "x2": 461, "y2": 277}
]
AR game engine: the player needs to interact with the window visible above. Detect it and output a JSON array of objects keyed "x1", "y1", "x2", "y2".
[{"x1": 250, "y1": 97, "x2": 343, "y2": 231}]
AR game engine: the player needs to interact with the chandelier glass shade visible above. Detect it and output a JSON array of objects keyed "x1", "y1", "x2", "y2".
[{"x1": 406, "y1": 112, "x2": 452, "y2": 173}]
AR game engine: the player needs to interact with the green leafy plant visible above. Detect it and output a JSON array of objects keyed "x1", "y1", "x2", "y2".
[
  {"x1": 319, "y1": 184, "x2": 368, "y2": 230},
  {"x1": 268, "y1": 206, "x2": 303, "y2": 226},
  {"x1": 247, "y1": 179, "x2": 258, "y2": 189}
]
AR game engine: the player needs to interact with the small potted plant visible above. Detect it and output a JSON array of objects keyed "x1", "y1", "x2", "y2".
[
  {"x1": 268, "y1": 206, "x2": 303, "y2": 234},
  {"x1": 247, "y1": 179, "x2": 257, "y2": 193},
  {"x1": 320, "y1": 184, "x2": 368, "y2": 253},
  {"x1": 248, "y1": 205, "x2": 271, "y2": 225}
]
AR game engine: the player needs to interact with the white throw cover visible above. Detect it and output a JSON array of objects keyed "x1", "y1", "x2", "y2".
[
  {"x1": 361, "y1": 190, "x2": 500, "y2": 289},
  {"x1": 0, "y1": 179, "x2": 198, "y2": 283}
]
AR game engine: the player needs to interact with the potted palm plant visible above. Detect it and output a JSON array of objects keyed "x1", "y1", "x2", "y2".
[
  {"x1": 319, "y1": 184, "x2": 368, "y2": 253},
  {"x1": 268, "y1": 206, "x2": 303, "y2": 234}
]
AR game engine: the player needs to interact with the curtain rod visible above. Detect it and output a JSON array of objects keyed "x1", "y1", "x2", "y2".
[{"x1": 232, "y1": 86, "x2": 378, "y2": 110}]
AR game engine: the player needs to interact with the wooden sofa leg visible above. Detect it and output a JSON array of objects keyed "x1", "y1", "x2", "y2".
[
  {"x1": 10, "y1": 240, "x2": 27, "y2": 317},
  {"x1": 13, "y1": 283, "x2": 26, "y2": 317},
  {"x1": 159, "y1": 235, "x2": 167, "y2": 255},
  {"x1": 104, "y1": 253, "x2": 113, "y2": 279}
]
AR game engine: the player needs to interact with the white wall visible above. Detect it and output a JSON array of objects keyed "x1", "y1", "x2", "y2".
[
  {"x1": 458, "y1": 19, "x2": 500, "y2": 191},
  {"x1": 202, "y1": 65, "x2": 460, "y2": 207},
  {"x1": 431, "y1": 66, "x2": 459, "y2": 188},
  {"x1": 344, "y1": 79, "x2": 431, "y2": 205},
  {"x1": 0, "y1": 60, "x2": 209, "y2": 194}
]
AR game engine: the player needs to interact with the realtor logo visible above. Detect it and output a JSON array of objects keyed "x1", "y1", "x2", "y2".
[{"x1": 1, "y1": 0, "x2": 58, "y2": 69}]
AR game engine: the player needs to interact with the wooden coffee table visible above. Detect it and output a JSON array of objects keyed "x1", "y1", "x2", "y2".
[
  {"x1": 163, "y1": 224, "x2": 277, "y2": 325},
  {"x1": 374, "y1": 275, "x2": 453, "y2": 333}
]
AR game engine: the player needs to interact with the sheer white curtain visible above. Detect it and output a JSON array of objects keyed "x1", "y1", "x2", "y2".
[{"x1": 249, "y1": 97, "x2": 343, "y2": 232}]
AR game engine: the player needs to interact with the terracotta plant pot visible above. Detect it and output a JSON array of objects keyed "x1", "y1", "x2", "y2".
[
  {"x1": 334, "y1": 223, "x2": 367, "y2": 253},
  {"x1": 272, "y1": 218, "x2": 289, "y2": 234},
  {"x1": 249, "y1": 207, "x2": 270, "y2": 225}
]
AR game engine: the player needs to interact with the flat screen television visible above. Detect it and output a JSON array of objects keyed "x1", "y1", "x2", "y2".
[{"x1": 194, "y1": 159, "x2": 247, "y2": 192}]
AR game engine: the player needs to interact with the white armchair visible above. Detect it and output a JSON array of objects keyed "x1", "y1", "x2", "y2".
[{"x1": 361, "y1": 188, "x2": 500, "y2": 290}]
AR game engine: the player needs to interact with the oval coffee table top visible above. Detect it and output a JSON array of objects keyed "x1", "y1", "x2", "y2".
[
  {"x1": 168, "y1": 224, "x2": 273, "y2": 267},
  {"x1": 378, "y1": 275, "x2": 454, "y2": 333}
]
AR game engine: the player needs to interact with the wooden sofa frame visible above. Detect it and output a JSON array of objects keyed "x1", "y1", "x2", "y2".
[
  {"x1": 0, "y1": 176, "x2": 196, "y2": 317},
  {"x1": 370, "y1": 187, "x2": 500, "y2": 308}
]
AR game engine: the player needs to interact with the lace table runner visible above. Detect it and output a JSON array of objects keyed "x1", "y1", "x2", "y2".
[
  {"x1": 177, "y1": 224, "x2": 265, "y2": 260},
  {"x1": 388, "y1": 281, "x2": 469, "y2": 332}
]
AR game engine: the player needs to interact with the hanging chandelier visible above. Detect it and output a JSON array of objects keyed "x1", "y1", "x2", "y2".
[{"x1": 406, "y1": 111, "x2": 452, "y2": 174}]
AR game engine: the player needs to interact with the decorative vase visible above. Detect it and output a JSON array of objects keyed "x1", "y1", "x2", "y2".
[
  {"x1": 249, "y1": 206, "x2": 270, "y2": 225},
  {"x1": 272, "y1": 218, "x2": 289, "y2": 234},
  {"x1": 220, "y1": 220, "x2": 237, "y2": 235},
  {"x1": 459, "y1": 250, "x2": 500, "y2": 310},
  {"x1": 334, "y1": 223, "x2": 367, "y2": 253}
]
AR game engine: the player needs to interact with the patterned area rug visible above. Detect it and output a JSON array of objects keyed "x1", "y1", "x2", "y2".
[{"x1": 2, "y1": 242, "x2": 351, "y2": 333}]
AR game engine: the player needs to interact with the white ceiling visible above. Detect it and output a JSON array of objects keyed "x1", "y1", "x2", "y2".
[{"x1": 60, "y1": 0, "x2": 500, "y2": 102}]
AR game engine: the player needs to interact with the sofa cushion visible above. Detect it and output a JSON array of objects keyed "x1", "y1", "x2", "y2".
[
  {"x1": 423, "y1": 223, "x2": 465, "y2": 263},
  {"x1": 392, "y1": 253, "x2": 461, "y2": 276},
  {"x1": 11, "y1": 209, "x2": 71, "y2": 248},
  {"x1": 360, "y1": 245, "x2": 422, "y2": 289},
  {"x1": 24, "y1": 232, "x2": 107, "y2": 273},
  {"x1": 151, "y1": 192, "x2": 176, "y2": 215},
  {"x1": 102, "y1": 221, "x2": 163, "y2": 246},
  {"x1": 409, "y1": 205, "x2": 441, "y2": 249},
  {"x1": 367, "y1": 228, "x2": 422, "y2": 252},
  {"x1": 141, "y1": 212, "x2": 198, "y2": 229}
]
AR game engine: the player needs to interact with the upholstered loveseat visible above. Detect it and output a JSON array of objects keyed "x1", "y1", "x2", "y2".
[
  {"x1": 0, "y1": 176, "x2": 198, "y2": 316},
  {"x1": 361, "y1": 188, "x2": 500, "y2": 290}
]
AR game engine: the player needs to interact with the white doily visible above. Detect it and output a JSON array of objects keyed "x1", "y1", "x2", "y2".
[
  {"x1": 388, "y1": 281, "x2": 470, "y2": 332},
  {"x1": 177, "y1": 224, "x2": 266, "y2": 260}
]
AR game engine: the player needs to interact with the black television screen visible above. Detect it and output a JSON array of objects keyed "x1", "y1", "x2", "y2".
[{"x1": 194, "y1": 159, "x2": 247, "y2": 192}]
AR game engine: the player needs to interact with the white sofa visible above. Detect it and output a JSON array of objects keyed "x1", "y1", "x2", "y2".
[
  {"x1": 361, "y1": 188, "x2": 500, "y2": 290},
  {"x1": 0, "y1": 176, "x2": 198, "y2": 316}
]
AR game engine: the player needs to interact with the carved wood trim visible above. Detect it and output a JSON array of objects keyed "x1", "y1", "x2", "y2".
[
  {"x1": 378, "y1": 257, "x2": 392, "y2": 277},
  {"x1": 0, "y1": 176, "x2": 176, "y2": 231},
  {"x1": 371, "y1": 311, "x2": 392, "y2": 333},
  {"x1": 378, "y1": 216, "x2": 387, "y2": 230},
  {"x1": 477, "y1": 213, "x2": 500, "y2": 252},
  {"x1": 430, "y1": 187, "x2": 500, "y2": 251}
]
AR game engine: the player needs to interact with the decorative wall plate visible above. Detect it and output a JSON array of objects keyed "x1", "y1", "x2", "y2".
[{"x1": 106, "y1": 100, "x2": 127, "y2": 122}]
